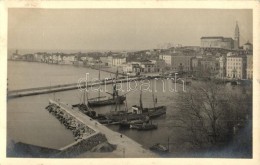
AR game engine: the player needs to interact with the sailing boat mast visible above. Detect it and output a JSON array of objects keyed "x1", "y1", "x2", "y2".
[
  {"x1": 98, "y1": 62, "x2": 101, "y2": 101},
  {"x1": 113, "y1": 67, "x2": 119, "y2": 112},
  {"x1": 139, "y1": 85, "x2": 143, "y2": 110},
  {"x1": 83, "y1": 87, "x2": 86, "y2": 104},
  {"x1": 152, "y1": 80, "x2": 156, "y2": 109},
  {"x1": 84, "y1": 74, "x2": 89, "y2": 105},
  {"x1": 115, "y1": 67, "x2": 118, "y2": 97}
]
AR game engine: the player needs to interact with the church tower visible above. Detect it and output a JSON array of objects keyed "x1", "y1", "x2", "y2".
[{"x1": 234, "y1": 21, "x2": 240, "y2": 50}]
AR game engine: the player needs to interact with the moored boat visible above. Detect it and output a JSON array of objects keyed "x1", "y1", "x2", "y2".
[
  {"x1": 88, "y1": 95, "x2": 126, "y2": 107},
  {"x1": 130, "y1": 82, "x2": 167, "y2": 119},
  {"x1": 87, "y1": 66, "x2": 127, "y2": 107},
  {"x1": 119, "y1": 118, "x2": 149, "y2": 128},
  {"x1": 150, "y1": 143, "x2": 169, "y2": 152},
  {"x1": 131, "y1": 105, "x2": 166, "y2": 118},
  {"x1": 130, "y1": 122, "x2": 158, "y2": 130}
]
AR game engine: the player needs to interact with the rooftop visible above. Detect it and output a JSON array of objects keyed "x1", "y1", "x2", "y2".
[{"x1": 244, "y1": 41, "x2": 252, "y2": 46}]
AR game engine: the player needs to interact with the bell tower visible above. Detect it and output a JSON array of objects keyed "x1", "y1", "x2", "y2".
[{"x1": 234, "y1": 21, "x2": 240, "y2": 50}]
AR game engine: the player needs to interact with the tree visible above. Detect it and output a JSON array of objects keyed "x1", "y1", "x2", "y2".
[{"x1": 170, "y1": 81, "x2": 252, "y2": 151}]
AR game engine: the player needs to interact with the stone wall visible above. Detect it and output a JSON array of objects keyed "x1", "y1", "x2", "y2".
[{"x1": 56, "y1": 133, "x2": 108, "y2": 157}]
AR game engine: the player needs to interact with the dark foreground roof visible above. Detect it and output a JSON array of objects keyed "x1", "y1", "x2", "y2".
[{"x1": 7, "y1": 142, "x2": 60, "y2": 158}]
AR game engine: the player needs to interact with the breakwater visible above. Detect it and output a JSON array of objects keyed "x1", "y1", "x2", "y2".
[
  {"x1": 7, "y1": 76, "x2": 145, "y2": 99},
  {"x1": 48, "y1": 99, "x2": 157, "y2": 157},
  {"x1": 45, "y1": 99, "x2": 112, "y2": 157},
  {"x1": 46, "y1": 103, "x2": 96, "y2": 141}
]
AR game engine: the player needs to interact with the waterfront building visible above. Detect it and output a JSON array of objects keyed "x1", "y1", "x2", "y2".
[
  {"x1": 160, "y1": 54, "x2": 193, "y2": 72},
  {"x1": 191, "y1": 57, "x2": 200, "y2": 71},
  {"x1": 171, "y1": 55, "x2": 193, "y2": 72},
  {"x1": 80, "y1": 56, "x2": 87, "y2": 61},
  {"x1": 226, "y1": 55, "x2": 246, "y2": 79},
  {"x1": 11, "y1": 50, "x2": 21, "y2": 60},
  {"x1": 106, "y1": 56, "x2": 126, "y2": 67},
  {"x1": 107, "y1": 56, "x2": 113, "y2": 66},
  {"x1": 246, "y1": 55, "x2": 253, "y2": 79},
  {"x1": 62, "y1": 55, "x2": 76, "y2": 64},
  {"x1": 122, "y1": 63, "x2": 133, "y2": 73},
  {"x1": 150, "y1": 59, "x2": 166, "y2": 72},
  {"x1": 218, "y1": 56, "x2": 226, "y2": 78},
  {"x1": 112, "y1": 57, "x2": 126, "y2": 66},
  {"x1": 122, "y1": 62, "x2": 141, "y2": 75},
  {"x1": 51, "y1": 54, "x2": 63, "y2": 64},
  {"x1": 100, "y1": 56, "x2": 109, "y2": 66},
  {"x1": 34, "y1": 52, "x2": 43, "y2": 62},
  {"x1": 22, "y1": 54, "x2": 34, "y2": 61},
  {"x1": 140, "y1": 61, "x2": 155, "y2": 73},
  {"x1": 200, "y1": 57, "x2": 220, "y2": 77}
]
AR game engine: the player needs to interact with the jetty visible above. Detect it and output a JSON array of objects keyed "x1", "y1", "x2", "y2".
[
  {"x1": 47, "y1": 99, "x2": 157, "y2": 157},
  {"x1": 7, "y1": 76, "x2": 146, "y2": 99}
]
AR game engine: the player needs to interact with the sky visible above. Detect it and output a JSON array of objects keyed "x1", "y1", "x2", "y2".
[{"x1": 8, "y1": 9, "x2": 252, "y2": 52}]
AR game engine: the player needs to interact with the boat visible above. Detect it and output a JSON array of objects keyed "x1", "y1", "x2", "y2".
[
  {"x1": 87, "y1": 66, "x2": 126, "y2": 107},
  {"x1": 131, "y1": 82, "x2": 166, "y2": 118},
  {"x1": 150, "y1": 143, "x2": 169, "y2": 152},
  {"x1": 72, "y1": 81, "x2": 96, "y2": 118},
  {"x1": 131, "y1": 105, "x2": 166, "y2": 118},
  {"x1": 171, "y1": 78, "x2": 191, "y2": 86},
  {"x1": 104, "y1": 81, "x2": 166, "y2": 122},
  {"x1": 88, "y1": 92, "x2": 126, "y2": 107},
  {"x1": 231, "y1": 80, "x2": 238, "y2": 86},
  {"x1": 130, "y1": 122, "x2": 158, "y2": 130},
  {"x1": 119, "y1": 118, "x2": 149, "y2": 128}
]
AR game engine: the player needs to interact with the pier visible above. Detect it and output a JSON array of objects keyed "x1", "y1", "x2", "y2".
[
  {"x1": 48, "y1": 99, "x2": 157, "y2": 157},
  {"x1": 7, "y1": 76, "x2": 145, "y2": 99}
]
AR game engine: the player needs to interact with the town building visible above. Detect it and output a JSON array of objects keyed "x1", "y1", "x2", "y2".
[
  {"x1": 100, "y1": 56, "x2": 109, "y2": 66},
  {"x1": 122, "y1": 62, "x2": 142, "y2": 75},
  {"x1": 218, "y1": 56, "x2": 226, "y2": 78},
  {"x1": 201, "y1": 37, "x2": 234, "y2": 50},
  {"x1": 200, "y1": 22, "x2": 240, "y2": 50},
  {"x1": 243, "y1": 41, "x2": 253, "y2": 51},
  {"x1": 112, "y1": 57, "x2": 126, "y2": 66},
  {"x1": 11, "y1": 50, "x2": 21, "y2": 60},
  {"x1": 234, "y1": 22, "x2": 240, "y2": 50},
  {"x1": 246, "y1": 55, "x2": 253, "y2": 79},
  {"x1": 200, "y1": 57, "x2": 220, "y2": 77},
  {"x1": 150, "y1": 59, "x2": 166, "y2": 72},
  {"x1": 159, "y1": 54, "x2": 172, "y2": 66},
  {"x1": 160, "y1": 54, "x2": 193, "y2": 72},
  {"x1": 140, "y1": 61, "x2": 155, "y2": 73},
  {"x1": 191, "y1": 57, "x2": 200, "y2": 71},
  {"x1": 226, "y1": 55, "x2": 247, "y2": 79},
  {"x1": 106, "y1": 56, "x2": 126, "y2": 67},
  {"x1": 62, "y1": 55, "x2": 76, "y2": 64},
  {"x1": 33, "y1": 53, "x2": 44, "y2": 62}
]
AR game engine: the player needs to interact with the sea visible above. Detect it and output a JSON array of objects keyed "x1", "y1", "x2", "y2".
[{"x1": 7, "y1": 60, "x2": 245, "y2": 156}]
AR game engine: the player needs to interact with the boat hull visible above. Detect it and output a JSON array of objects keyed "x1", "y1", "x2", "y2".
[
  {"x1": 130, "y1": 123, "x2": 158, "y2": 130},
  {"x1": 105, "y1": 106, "x2": 166, "y2": 122},
  {"x1": 88, "y1": 96, "x2": 126, "y2": 107}
]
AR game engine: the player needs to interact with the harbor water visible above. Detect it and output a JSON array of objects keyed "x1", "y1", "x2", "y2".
[{"x1": 7, "y1": 61, "x2": 240, "y2": 154}]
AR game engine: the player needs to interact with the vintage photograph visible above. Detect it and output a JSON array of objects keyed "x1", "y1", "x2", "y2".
[{"x1": 6, "y1": 8, "x2": 253, "y2": 158}]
